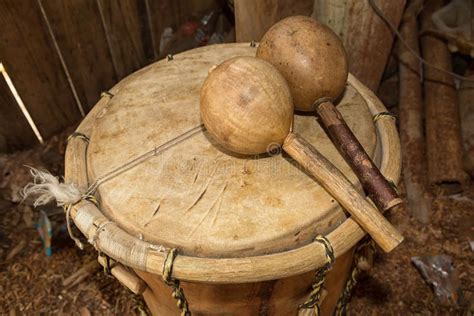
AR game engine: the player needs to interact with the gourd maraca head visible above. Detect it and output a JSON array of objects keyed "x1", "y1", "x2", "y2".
[
  {"x1": 256, "y1": 15, "x2": 348, "y2": 112},
  {"x1": 200, "y1": 56, "x2": 293, "y2": 155}
]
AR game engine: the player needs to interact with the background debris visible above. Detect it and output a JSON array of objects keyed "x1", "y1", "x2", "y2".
[{"x1": 412, "y1": 255, "x2": 461, "y2": 306}]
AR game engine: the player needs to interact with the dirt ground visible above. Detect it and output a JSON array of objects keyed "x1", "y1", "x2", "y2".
[
  {"x1": 0, "y1": 129, "x2": 472, "y2": 315},
  {"x1": 350, "y1": 184, "x2": 474, "y2": 315}
]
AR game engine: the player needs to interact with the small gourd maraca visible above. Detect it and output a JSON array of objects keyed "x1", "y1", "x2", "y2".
[
  {"x1": 256, "y1": 15, "x2": 402, "y2": 212},
  {"x1": 201, "y1": 56, "x2": 403, "y2": 253}
]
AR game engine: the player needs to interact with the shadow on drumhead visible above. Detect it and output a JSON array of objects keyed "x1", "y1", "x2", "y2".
[{"x1": 202, "y1": 127, "x2": 284, "y2": 161}]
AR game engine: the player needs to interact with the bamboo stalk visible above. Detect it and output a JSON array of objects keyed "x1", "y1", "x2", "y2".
[
  {"x1": 398, "y1": 0, "x2": 431, "y2": 223},
  {"x1": 421, "y1": 0, "x2": 466, "y2": 194}
]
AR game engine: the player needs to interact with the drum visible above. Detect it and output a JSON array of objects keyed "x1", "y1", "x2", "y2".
[{"x1": 65, "y1": 43, "x2": 401, "y2": 315}]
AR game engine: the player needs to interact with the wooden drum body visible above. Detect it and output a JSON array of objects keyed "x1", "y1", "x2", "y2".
[{"x1": 65, "y1": 43, "x2": 401, "y2": 315}]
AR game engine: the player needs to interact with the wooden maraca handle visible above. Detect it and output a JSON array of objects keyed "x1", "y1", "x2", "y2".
[
  {"x1": 315, "y1": 101, "x2": 402, "y2": 211},
  {"x1": 283, "y1": 132, "x2": 403, "y2": 253}
]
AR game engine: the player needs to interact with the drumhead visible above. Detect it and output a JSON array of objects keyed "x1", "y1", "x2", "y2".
[{"x1": 86, "y1": 43, "x2": 376, "y2": 257}]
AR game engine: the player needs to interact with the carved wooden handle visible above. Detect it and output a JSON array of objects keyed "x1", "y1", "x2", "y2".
[
  {"x1": 283, "y1": 132, "x2": 403, "y2": 253},
  {"x1": 315, "y1": 101, "x2": 402, "y2": 211}
]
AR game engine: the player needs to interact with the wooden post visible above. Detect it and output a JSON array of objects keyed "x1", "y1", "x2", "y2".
[
  {"x1": 421, "y1": 0, "x2": 466, "y2": 193},
  {"x1": 398, "y1": 0, "x2": 431, "y2": 223},
  {"x1": 342, "y1": 0, "x2": 406, "y2": 91},
  {"x1": 459, "y1": 69, "x2": 474, "y2": 178},
  {"x1": 234, "y1": 0, "x2": 314, "y2": 42},
  {"x1": 96, "y1": 0, "x2": 148, "y2": 80}
]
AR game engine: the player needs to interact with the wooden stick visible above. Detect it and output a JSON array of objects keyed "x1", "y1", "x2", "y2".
[
  {"x1": 5, "y1": 239, "x2": 26, "y2": 261},
  {"x1": 421, "y1": 0, "x2": 466, "y2": 194},
  {"x1": 62, "y1": 260, "x2": 100, "y2": 289},
  {"x1": 315, "y1": 101, "x2": 402, "y2": 211},
  {"x1": 97, "y1": 256, "x2": 147, "y2": 295},
  {"x1": 283, "y1": 132, "x2": 403, "y2": 253},
  {"x1": 398, "y1": 0, "x2": 431, "y2": 223}
]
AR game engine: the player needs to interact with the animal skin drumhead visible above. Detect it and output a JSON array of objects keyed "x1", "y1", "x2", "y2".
[{"x1": 86, "y1": 43, "x2": 376, "y2": 258}]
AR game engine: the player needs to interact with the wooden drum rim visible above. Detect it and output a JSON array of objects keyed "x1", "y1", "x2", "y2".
[{"x1": 64, "y1": 44, "x2": 401, "y2": 284}]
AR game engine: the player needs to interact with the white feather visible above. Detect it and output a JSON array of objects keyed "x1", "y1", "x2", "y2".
[{"x1": 22, "y1": 167, "x2": 82, "y2": 207}]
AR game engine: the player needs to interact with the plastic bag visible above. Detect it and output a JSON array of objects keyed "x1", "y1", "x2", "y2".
[{"x1": 411, "y1": 255, "x2": 460, "y2": 305}]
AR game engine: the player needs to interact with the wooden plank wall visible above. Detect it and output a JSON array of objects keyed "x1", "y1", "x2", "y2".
[
  {"x1": 41, "y1": 0, "x2": 117, "y2": 113},
  {"x1": 312, "y1": 0, "x2": 406, "y2": 91},
  {"x1": 234, "y1": 0, "x2": 314, "y2": 42},
  {"x1": 0, "y1": 0, "x2": 215, "y2": 153},
  {"x1": 342, "y1": 0, "x2": 406, "y2": 91},
  {"x1": 0, "y1": 0, "x2": 82, "y2": 142},
  {"x1": 96, "y1": 0, "x2": 148, "y2": 79},
  {"x1": 0, "y1": 72, "x2": 38, "y2": 152},
  {"x1": 146, "y1": 0, "x2": 215, "y2": 58}
]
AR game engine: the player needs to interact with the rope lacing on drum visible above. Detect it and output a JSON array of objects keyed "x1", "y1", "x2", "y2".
[
  {"x1": 64, "y1": 120, "x2": 204, "y2": 252},
  {"x1": 67, "y1": 132, "x2": 90, "y2": 143},
  {"x1": 63, "y1": 120, "x2": 204, "y2": 256},
  {"x1": 334, "y1": 236, "x2": 376, "y2": 315},
  {"x1": 163, "y1": 248, "x2": 191, "y2": 316},
  {"x1": 64, "y1": 204, "x2": 83, "y2": 249},
  {"x1": 64, "y1": 132, "x2": 104, "y2": 250},
  {"x1": 100, "y1": 91, "x2": 115, "y2": 98},
  {"x1": 83, "y1": 124, "x2": 205, "y2": 197},
  {"x1": 298, "y1": 235, "x2": 335, "y2": 315},
  {"x1": 63, "y1": 192, "x2": 99, "y2": 250},
  {"x1": 372, "y1": 111, "x2": 396, "y2": 123},
  {"x1": 89, "y1": 220, "x2": 114, "y2": 247},
  {"x1": 98, "y1": 251, "x2": 113, "y2": 276}
]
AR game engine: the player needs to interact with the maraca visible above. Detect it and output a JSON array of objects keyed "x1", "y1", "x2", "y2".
[
  {"x1": 200, "y1": 56, "x2": 403, "y2": 252},
  {"x1": 256, "y1": 16, "x2": 402, "y2": 212}
]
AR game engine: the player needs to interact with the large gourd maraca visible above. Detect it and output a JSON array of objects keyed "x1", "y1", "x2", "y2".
[
  {"x1": 256, "y1": 16, "x2": 402, "y2": 212},
  {"x1": 200, "y1": 56, "x2": 403, "y2": 252}
]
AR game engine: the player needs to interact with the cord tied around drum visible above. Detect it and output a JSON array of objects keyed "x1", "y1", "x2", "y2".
[
  {"x1": 372, "y1": 111, "x2": 396, "y2": 123},
  {"x1": 163, "y1": 248, "x2": 191, "y2": 316},
  {"x1": 298, "y1": 235, "x2": 335, "y2": 315},
  {"x1": 334, "y1": 236, "x2": 376, "y2": 315}
]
